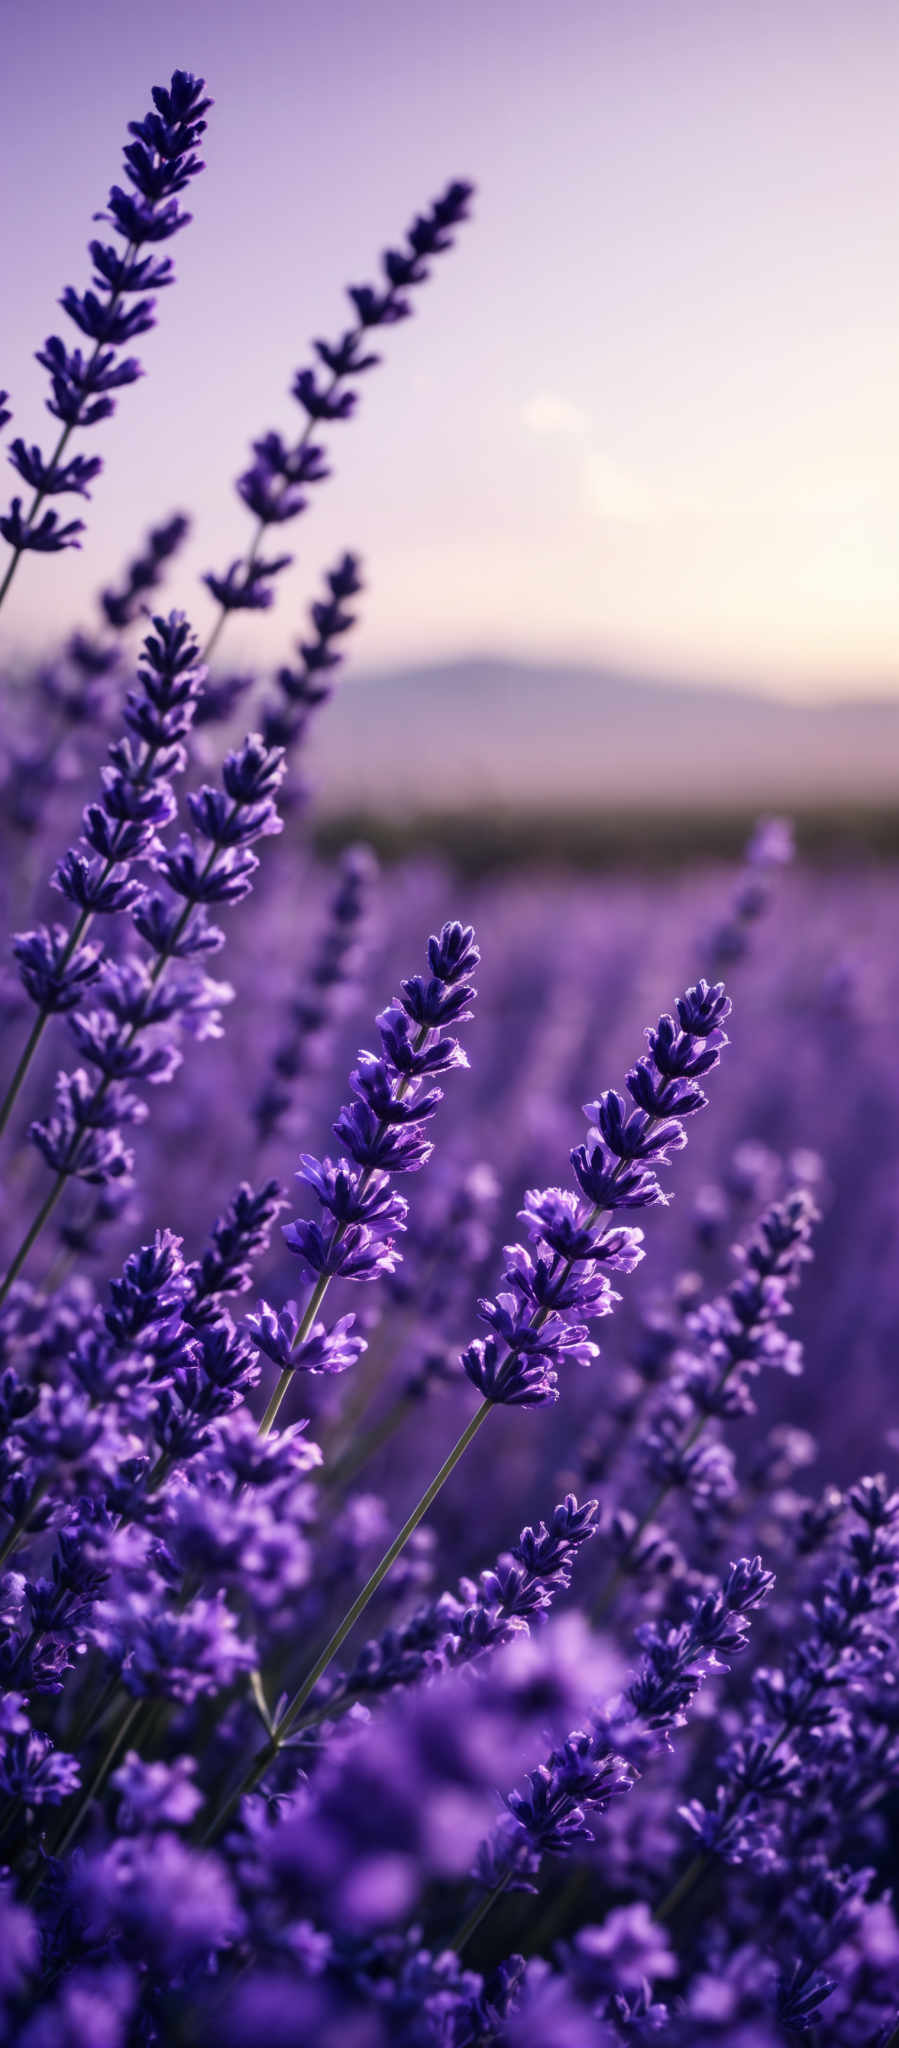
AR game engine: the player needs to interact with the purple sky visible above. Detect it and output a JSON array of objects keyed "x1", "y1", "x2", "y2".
[{"x1": 3, "y1": 0, "x2": 899, "y2": 698}]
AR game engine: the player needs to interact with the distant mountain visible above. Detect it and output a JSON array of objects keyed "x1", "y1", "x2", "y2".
[{"x1": 305, "y1": 656, "x2": 899, "y2": 812}]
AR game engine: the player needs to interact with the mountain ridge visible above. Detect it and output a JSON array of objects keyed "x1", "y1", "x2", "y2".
[{"x1": 306, "y1": 654, "x2": 899, "y2": 811}]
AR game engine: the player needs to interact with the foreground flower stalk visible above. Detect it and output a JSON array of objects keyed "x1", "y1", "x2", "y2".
[
  {"x1": 202, "y1": 981, "x2": 731, "y2": 1839},
  {"x1": 0, "y1": 722, "x2": 285, "y2": 1305},
  {"x1": 0, "y1": 613, "x2": 206, "y2": 1141},
  {"x1": 199, "y1": 1394, "x2": 494, "y2": 1841},
  {"x1": 249, "y1": 920, "x2": 480, "y2": 1435},
  {"x1": 199, "y1": 182, "x2": 473, "y2": 662},
  {"x1": 590, "y1": 1186, "x2": 817, "y2": 1623},
  {"x1": 0, "y1": 73, "x2": 210, "y2": 612},
  {"x1": 454, "y1": 1555, "x2": 773, "y2": 1954}
]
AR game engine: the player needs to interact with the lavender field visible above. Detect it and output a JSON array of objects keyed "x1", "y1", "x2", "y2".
[{"x1": 1, "y1": 37, "x2": 898, "y2": 2048}]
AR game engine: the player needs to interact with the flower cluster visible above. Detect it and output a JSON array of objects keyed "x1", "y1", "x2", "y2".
[
  {"x1": 258, "y1": 551, "x2": 364, "y2": 767},
  {"x1": 246, "y1": 921, "x2": 478, "y2": 1411},
  {"x1": 463, "y1": 981, "x2": 731, "y2": 1407},
  {"x1": 13, "y1": 615, "x2": 204, "y2": 1014},
  {"x1": 640, "y1": 1189, "x2": 817, "y2": 1527},
  {"x1": 100, "y1": 511, "x2": 191, "y2": 632},
  {"x1": 305, "y1": 1492, "x2": 600, "y2": 1720},
  {"x1": 0, "y1": 74, "x2": 210, "y2": 575},
  {"x1": 24, "y1": 717, "x2": 284, "y2": 1201},
  {"x1": 705, "y1": 814, "x2": 795, "y2": 967},
  {"x1": 680, "y1": 1478, "x2": 899, "y2": 1870},
  {"x1": 203, "y1": 182, "x2": 473, "y2": 623},
  {"x1": 467, "y1": 1554, "x2": 774, "y2": 1917},
  {"x1": 253, "y1": 841, "x2": 378, "y2": 1145}
]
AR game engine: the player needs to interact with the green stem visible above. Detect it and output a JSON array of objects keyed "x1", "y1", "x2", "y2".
[
  {"x1": 281, "y1": 1396, "x2": 491, "y2": 1727},
  {"x1": 201, "y1": 1397, "x2": 493, "y2": 1842},
  {"x1": 198, "y1": 367, "x2": 342, "y2": 667},
  {"x1": 0, "y1": 415, "x2": 76, "y2": 613},
  {"x1": 0, "y1": 1008, "x2": 56, "y2": 1139},
  {"x1": 23, "y1": 1696, "x2": 144, "y2": 1900},
  {"x1": 257, "y1": 1024, "x2": 430, "y2": 1440},
  {"x1": 453, "y1": 1870, "x2": 512, "y2": 1953},
  {"x1": 0, "y1": 902, "x2": 98, "y2": 1139},
  {"x1": 654, "y1": 1847, "x2": 708, "y2": 1923},
  {"x1": 0, "y1": 244, "x2": 138, "y2": 618},
  {"x1": 197, "y1": 1734, "x2": 279, "y2": 1846},
  {"x1": 0, "y1": 1478, "x2": 47, "y2": 1570},
  {"x1": 0, "y1": 811, "x2": 229, "y2": 1304},
  {"x1": 0, "y1": 1175, "x2": 66, "y2": 1308},
  {"x1": 51, "y1": 1697, "x2": 144, "y2": 1860},
  {"x1": 590, "y1": 1372, "x2": 736, "y2": 1626},
  {"x1": 324, "y1": 1388, "x2": 416, "y2": 1496},
  {"x1": 258, "y1": 1274, "x2": 329, "y2": 1436}
]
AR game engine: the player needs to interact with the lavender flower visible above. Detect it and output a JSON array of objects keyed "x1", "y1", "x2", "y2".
[
  {"x1": 0, "y1": 725, "x2": 285, "y2": 1315},
  {"x1": 6, "y1": 614, "x2": 205, "y2": 1069},
  {"x1": 100, "y1": 511, "x2": 191, "y2": 632},
  {"x1": 184, "y1": 1179, "x2": 287, "y2": 1320},
  {"x1": 705, "y1": 814, "x2": 795, "y2": 968},
  {"x1": 677, "y1": 1478, "x2": 899, "y2": 1876},
  {"x1": 202, "y1": 183, "x2": 473, "y2": 642},
  {"x1": 248, "y1": 919, "x2": 478, "y2": 1431},
  {"x1": 0, "y1": 74, "x2": 210, "y2": 604},
  {"x1": 458, "y1": 1554, "x2": 773, "y2": 1947},
  {"x1": 463, "y1": 980, "x2": 731, "y2": 1408},
  {"x1": 257, "y1": 552, "x2": 365, "y2": 787},
  {"x1": 297, "y1": 1493, "x2": 600, "y2": 1724},
  {"x1": 253, "y1": 843, "x2": 377, "y2": 1147},
  {"x1": 590, "y1": 1187, "x2": 817, "y2": 1621},
  {"x1": 34, "y1": 729, "x2": 283, "y2": 1179}
]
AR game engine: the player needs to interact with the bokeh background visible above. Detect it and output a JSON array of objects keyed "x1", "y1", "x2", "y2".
[{"x1": 4, "y1": 0, "x2": 899, "y2": 850}]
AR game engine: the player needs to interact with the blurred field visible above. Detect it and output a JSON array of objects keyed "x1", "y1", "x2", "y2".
[{"x1": 315, "y1": 801, "x2": 899, "y2": 874}]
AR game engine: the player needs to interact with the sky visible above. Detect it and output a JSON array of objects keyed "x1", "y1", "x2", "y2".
[{"x1": 2, "y1": 0, "x2": 899, "y2": 700}]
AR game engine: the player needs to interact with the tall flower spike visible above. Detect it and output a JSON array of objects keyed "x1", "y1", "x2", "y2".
[
  {"x1": 100, "y1": 512, "x2": 191, "y2": 632},
  {"x1": 246, "y1": 919, "x2": 478, "y2": 1433},
  {"x1": 674, "y1": 1479, "x2": 899, "y2": 1884},
  {"x1": 198, "y1": 980, "x2": 729, "y2": 1844},
  {"x1": 462, "y1": 980, "x2": 732, "y2": 1409},
  {"x1": 27, "y1": 735, "x2": 285, "y2": 1186},
  {"x1": 256, "y1": 552, "x2": 364, "y2": 800},
  {"x1": 184, "y1": 1180, "x2": 287, "y2": 1323},
  {"x1": 295, "y1": 1494, "x2": 601, "y2": 1727},
  {"x1": 201, "y1": 181, "x2": 473, "y2": 647},
  {"x1": 252, "y1": 843, "x2": 378, "y2": 1147},
  {"x1": 590, "y1": 1187, "x2": 819, "y2": 1614},
  {"x1": 2, "y1": 614, "x2": 207, "y2": 1142},
  {"x1": 704, "y1": 813, "x2": 795, "y2": 968},
  {"x1": 457, "y1": 1553, "x2": 773, "y2": 1949},
  {"x1": 0, "y1": 730, "x2": 285, "y2": 1307},
  {"x1": 0, "y1": 73, "x2": 211, "y2": 608}
]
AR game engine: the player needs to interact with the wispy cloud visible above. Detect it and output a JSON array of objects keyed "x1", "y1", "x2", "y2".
[
  {"x1": 521, "y1": 392, "x2": 591, "y2": 436},
  {"x1": 520, "y1": 390, "x2": 670, "y2": 526}
]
